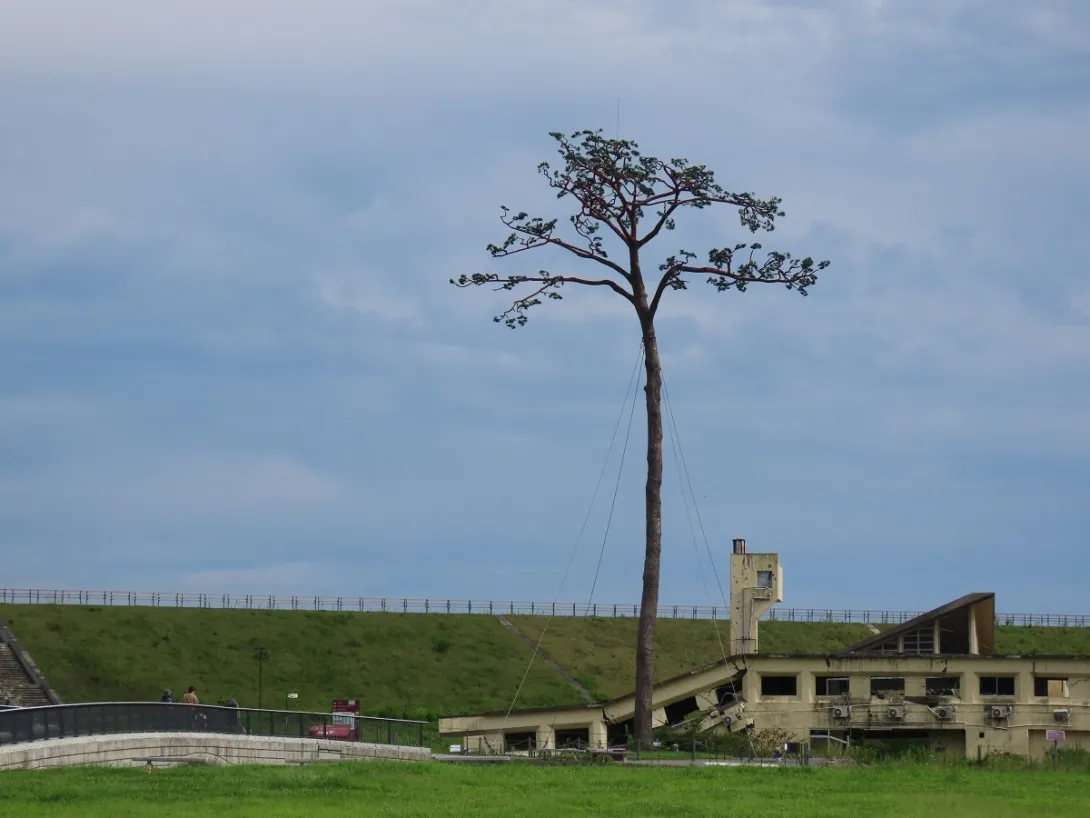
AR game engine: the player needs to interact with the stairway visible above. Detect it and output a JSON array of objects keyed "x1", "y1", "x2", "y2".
[{"x1": 0, "y1": 621, "x2": 58, "y2": 708}]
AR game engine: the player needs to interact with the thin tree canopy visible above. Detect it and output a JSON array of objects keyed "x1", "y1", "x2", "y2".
[{"x1": 453, "y1": 129, "x2": 829, "y2": 328}]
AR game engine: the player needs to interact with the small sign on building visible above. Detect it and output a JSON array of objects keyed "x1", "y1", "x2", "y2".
[{"x1": 1046, "y1": 729, "x2": 1066, "y2": 742}]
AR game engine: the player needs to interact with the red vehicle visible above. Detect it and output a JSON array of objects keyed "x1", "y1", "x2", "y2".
[{"x1": 308, "y1": 699, "x2": 359, "y2": 741}]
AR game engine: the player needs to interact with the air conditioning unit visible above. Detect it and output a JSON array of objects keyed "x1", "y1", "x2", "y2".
[
  {"x1": 989, "y1": 705, "x2": 1012, "y2": 719},
  {"x1": 832, "y1": 705, "x2": 851, "y2": 719},
  {"x1": 934, "y1": 705, "x2": 955, "y2": 721},
  {"x1": 1053, "y1": 709, "x2": 1071, "y2": 722},
  {"x1": 887, "y1": 705, "x2": 906, "y2": 721}
]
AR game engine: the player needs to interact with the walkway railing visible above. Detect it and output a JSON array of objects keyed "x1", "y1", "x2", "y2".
[
  {"x1": 0, "y1": 702, "x2": 428, "y2": 748},
  {"x1": 0, "y1": 589, "x2": 1085, "y2": 628}
]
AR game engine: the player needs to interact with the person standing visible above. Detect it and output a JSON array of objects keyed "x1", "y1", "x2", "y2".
[
  {"x1": 160, "y1": 689, "x2": 173, "y2": 703},
  {"x1": 182, "y1": 686, "x2": 199, "y2": 705}
]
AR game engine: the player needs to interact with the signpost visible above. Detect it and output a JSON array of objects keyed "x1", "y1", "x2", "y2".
[{"x1": 1047, "y1": 729, "x2": 1065, "y2": 770}]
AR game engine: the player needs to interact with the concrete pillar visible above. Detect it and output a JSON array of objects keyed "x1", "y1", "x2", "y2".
[
  {"x1": 535, "y1": 724, "x2": 554, "y2": 752},
  {"x1": 589, "y1": 720, "x2": 608, "y2": 749}
]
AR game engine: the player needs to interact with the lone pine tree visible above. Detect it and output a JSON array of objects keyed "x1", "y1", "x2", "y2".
[{"x1": 452, "y1": 129, "x2": 830, "y2": 747}]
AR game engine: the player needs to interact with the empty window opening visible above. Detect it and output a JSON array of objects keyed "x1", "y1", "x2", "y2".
[
  {"x1": 815, "y1": 676, "x2": 851, "y2": 697},
  {"x1": 925, "y1": 676, "x2": 960, "y2": 696},
  {"x1": 757, "y1": 571, "x2": 774, "y2": 589},
  {"x1": 606, "y1": 719, "x2": 632, "y2": 748},
  {"x1": 979, "y1": 676, "x2": 1015, "y2": 697},
  {"x1": 870, "y1": 677, "x2": 906, "y2": 697},
  {"x1": 875, "y1": 639, "x2": 901, "y2": 654},
  {"x1": 902, "y1": 626, "x2": 935, "y2": 655},
  {"x1": 1034, "y1": 677, "x2": 1069, "y2": 698},
  {"x1": 554, "y1": 728, "x2": 590, "y2": 749},
  {"x1": 936, "y1": 609, "x2": 972, "y2": 655},
  {"x1": 504, "y1": 731, "x2": 537, "y2": 752},
  {"x1": 760, "y1": 675, "x2": 798, "y2": 697},
  {"x1": 663, "y1": 696, "x2": 700, "y2": 725}
]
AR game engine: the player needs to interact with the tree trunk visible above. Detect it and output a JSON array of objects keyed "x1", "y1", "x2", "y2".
[{"x1": 633, "y1": 315, "x2": 664, "y2": 749}]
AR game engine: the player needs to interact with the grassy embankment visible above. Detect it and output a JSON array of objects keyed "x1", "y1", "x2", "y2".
[{"x1": 3, "y1": 603, "x2": 1090, "y2": 718}]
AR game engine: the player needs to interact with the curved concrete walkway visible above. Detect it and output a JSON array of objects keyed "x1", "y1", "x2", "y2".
[{"x1": 0, "y1": 732, "x2": 431, "y2": 770}]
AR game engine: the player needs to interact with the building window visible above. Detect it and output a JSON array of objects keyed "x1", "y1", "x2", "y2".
[
  {"x1": 875, "y1": 639, "x2": 901, "y2": 654},
  {"x1": 901, "y1": 626, "x2": 935, "y2": 655},
  {"x1": 757, "y1": 571, "x2": 774, "y2": 589},
  {"x1": 925, "y1": 676, "x2": 960, "y2": 696},
  {"x1": 1034, "y1": 677, "x2": 1069, "y2": 698},
  {"x1": 760, "y1": 675, "x2": 797, "y2": 697},
  {"x1": 870, "y1": 677, "x2": 905, "y2": 696},
  {"x1": 979, "y1": 676, "x2": 1015, "y2": 697},
  {"x1": 815, "y1": 676, "x2": 850, "y2": 697}
]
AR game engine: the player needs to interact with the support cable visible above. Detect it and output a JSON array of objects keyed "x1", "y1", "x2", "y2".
[
  {"x1": 662, "y1": 376, "x2": 730, "y2": 611},
  {"x1": 586, "y1": 344, "x2": 643, "y2": 608},
  {"x1": 662, "y1": 379, "x2": 728, "y2": 665},
  {"x1": 502, "y1": 344, "x2": 645, "y2": 724}
]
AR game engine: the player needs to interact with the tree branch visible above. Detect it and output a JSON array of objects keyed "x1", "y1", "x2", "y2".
[
  {"x1": 490, "y1": 208, "x2": 633, "y2": 281},
  {"x1": 450, "y1": 272, "x2": 634, "y2": 328},
  {"x1": 683, "y1": 242, "x2": 829, "y2": 294}
]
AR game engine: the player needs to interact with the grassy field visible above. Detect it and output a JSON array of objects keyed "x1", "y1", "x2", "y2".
[
  {"x1": 2, "y1": 761, "x2": 1090, "y2": 817},
  {"x1": 4, "y1": 603, "x2": 1090, "y2": 721}
]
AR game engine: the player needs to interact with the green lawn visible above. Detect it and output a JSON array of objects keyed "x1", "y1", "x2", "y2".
[{"x1": 2, "y1": 762, "x2": 1089, "y2": 817}]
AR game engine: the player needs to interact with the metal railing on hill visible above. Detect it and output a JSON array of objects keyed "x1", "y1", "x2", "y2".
[
  {"x1": 1, "y1": 589, "x2": 1086, "y2": 627},
  {"x1": 0, "y1": 701, "x2": 428, "y2": 748}
]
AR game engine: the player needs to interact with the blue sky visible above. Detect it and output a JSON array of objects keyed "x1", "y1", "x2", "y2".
[{"x1": 1, "y1": 1, "x2": 1088, "y2": 613}]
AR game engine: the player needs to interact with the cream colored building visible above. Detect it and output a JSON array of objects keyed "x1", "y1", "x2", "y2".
[{"x1": 439, "y1": 540, "x2": 1090, "y2": 760}]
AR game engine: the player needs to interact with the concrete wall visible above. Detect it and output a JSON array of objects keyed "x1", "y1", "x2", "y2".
[{"x1": 0, "y1": 732, "x2": 431, "y2": 770}]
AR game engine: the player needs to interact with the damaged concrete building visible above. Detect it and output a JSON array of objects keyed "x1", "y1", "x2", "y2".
[{"x1": 439, "y1": 539, "x2": 1090, "y2": 759}]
